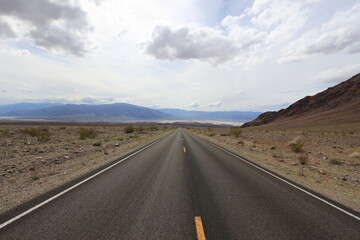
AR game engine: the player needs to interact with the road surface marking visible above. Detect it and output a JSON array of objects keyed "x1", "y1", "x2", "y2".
[
  {"x1": 204, "y1": 138, "x2": 360, "y2": 221},
  {"x1": 0, "y1": 136, "x2": 167, "y2": 230},
  {"x1": 183, "y1": 146, "x2": 186, "y2": 152},
  {"x1": 195, "y1": 216, "x2": 206, "y2": 240}
]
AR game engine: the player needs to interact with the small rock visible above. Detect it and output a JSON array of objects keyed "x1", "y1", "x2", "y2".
[
  {"x1": 115, "y1": 143, "x2": 120, "y2": 147},
  {"x1": 291, "y1": 162, "x2": 298, "y2": 165},
  {"x1": 54, "y1": 160, "x2": 62, "y2": 164},
  {"x1": 319, "y1": 169, "x2": 326, "y2": 175},
  {"x1": 29, "y1": 167, "x2": 35, "y2": 171},
  {"x1": 340, "y1": 176, "x2": 348, "y2": 181},
  {"x1": 38, "y1": 149, "x2": 44, "y2": 153},
  {"x1": 64, "y1": 156, "x2": 70, "y2": 160},
  {"x1": 104, "y1": 151, "x2": 109, "y2": 155},
  {"x1": 36, "y1": 157, "x2": 43, "y2": 160}
]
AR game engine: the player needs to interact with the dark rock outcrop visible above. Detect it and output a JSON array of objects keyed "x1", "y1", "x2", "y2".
[{"x1": 242, "y1": 73, "x2": 360, "y2": 128}]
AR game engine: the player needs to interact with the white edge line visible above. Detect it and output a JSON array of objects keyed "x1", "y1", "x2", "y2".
[
  {"x1": 202, "y1": 137, "x2": 360, "y2": 221},
  {"x1": 0, "y1": 137, "x2": 165, "y2": 229}
]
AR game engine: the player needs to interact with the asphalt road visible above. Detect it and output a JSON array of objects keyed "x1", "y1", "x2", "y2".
[{"x1": 0, "y1": 129, "x2": 359, "y2": 239}]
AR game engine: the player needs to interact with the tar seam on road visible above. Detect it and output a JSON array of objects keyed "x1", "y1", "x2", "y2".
[
  {"x1": 203, "y1": 138, "x2": 360, "y2": 221},
  {"x1": 0, "y1": 136, "x2": 166, "y2": 230},
  {"x1": 195, "y1": 216, "x2": 206, "y2": 240}
]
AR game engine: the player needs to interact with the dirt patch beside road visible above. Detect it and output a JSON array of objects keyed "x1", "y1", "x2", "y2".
[
  {"x1": 0, "y1": 124, "x2": 171, "y2": 215},
  {"x1": 190, "y1": 127, "x2": 360, "y2": 212}
]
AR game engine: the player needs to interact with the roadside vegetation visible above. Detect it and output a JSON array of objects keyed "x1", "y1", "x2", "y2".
[
  {"x1": 22, "y1": 126, "x2": 52, "y2": 142},
  {"x1": 124, "y1": 125, "x2": 135, "y2": 133},
  {"x1": 79, "y1": 127, "x2": 98, "y2": 140},
  {"x1": 228, "y1": 127, "x2": 242, "y2": 137}
]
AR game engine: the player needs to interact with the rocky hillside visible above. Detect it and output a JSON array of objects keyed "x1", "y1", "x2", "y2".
[{"x1": 242, "y1": 73, "x2": 360, "y2": 128}]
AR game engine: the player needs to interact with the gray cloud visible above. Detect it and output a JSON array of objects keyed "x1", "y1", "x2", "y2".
[
  {"x1": 0, "y1": 20, "x2": 16, "y2": 37},
  {"x1": 279, "y1": 3, "x2": 360, "y2": 63},
  {"x1": 0, "y1": 0, "x2": 91, "y2": 56},
  {"x1": 145, "y1": 25, "x2": 242, "y2": 65},
  {"x1": 311, "y1": 64, "x2": 360, "y2": 84}
]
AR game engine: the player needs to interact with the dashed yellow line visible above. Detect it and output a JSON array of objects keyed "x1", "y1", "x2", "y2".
[
  {"x1": 195, "y1": 216, "x2": 206, "y2": 240},
  {"x1": 183, "y1": 146, "x2": 186, "y2": 152}
]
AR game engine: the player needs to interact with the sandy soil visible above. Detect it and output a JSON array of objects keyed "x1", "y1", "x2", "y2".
[
  {"x1": 0, "y1": 124, "x2": 171, "y2": 215},
  {"x1": 190, "y1": 127, "x2": 360, "y2": 212}
]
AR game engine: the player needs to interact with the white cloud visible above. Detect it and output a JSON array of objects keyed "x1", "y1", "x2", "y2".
[
  {"x1": 311, "y1": 64, "x2": 360, "y2": 84},
  {"x1": 208, "y1": 101, "x2": 223, "y2": 107},
  {"x1": 145, "y1": 0, "x2": 315, "y2": 66},
  {"x1": 145, "y1": 25, "x2": 241, "y2": 65},
  {"x1": 186, "y1": 102, "x2": 200, "y2": 108},
  {"x1": 279, "y1": 2, "x2": 360, "y2": 64},
  {"x1": 0, "y1": 0, "x2": 91, "y2": 56},
  {"x1": 235, "y1": 90, "x2": 244, "y2": 94}
]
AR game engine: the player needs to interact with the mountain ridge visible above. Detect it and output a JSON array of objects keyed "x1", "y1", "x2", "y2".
[
  {"x1": 242, "y1": 73, "x2": 360, "y2": 128},
  {"x1": 0, "y1": 102, "x2": 260, "y2": 123}
]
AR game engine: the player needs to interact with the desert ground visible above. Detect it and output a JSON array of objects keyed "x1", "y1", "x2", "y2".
[
  {"x1": 190, "y1": 126, "x2": 360, "y2": 212},
  {"x1": 0, "y1": 124, "x2": 171, "y2": 215}
]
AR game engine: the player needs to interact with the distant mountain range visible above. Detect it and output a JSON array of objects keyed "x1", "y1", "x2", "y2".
[
  {"x1": 242, "y1": 73, "x2": 360, "y2": 128},
  {"x1": 0, "y1": 102, "x2": 261, "y2": 123},
  {"x1": 0, "y1": 103, "x2": 170, "y2": 121},
  {"x1": 157, "y1": 108, "x2": 260, "y2": 122}
]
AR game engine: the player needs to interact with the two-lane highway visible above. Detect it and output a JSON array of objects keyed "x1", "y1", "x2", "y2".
[{"x1": 0, "y1": 129, "x2": 359, "y2": 239}]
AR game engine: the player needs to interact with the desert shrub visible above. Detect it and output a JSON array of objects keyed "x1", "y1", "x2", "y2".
[
  {"x1": 117, "y1": 137, "x2": 124, "y2": 141},
  {"x1": 238, "y1": 140, "x2": 244, "y2": 146},
  {"x1": 124, "y1": 125, "x2": 135, "y2": 134},
  {"x1": 209, "y1": 132, "x2": 215, "y2": 137},
  {"x1": 270, "y1": 146, "x2": 277, "y2": 150},
  {"x1": 59, "y1": 126, "x2": 66, "y2": 130},
  {"x1": 79, "y1": 128, "x2": 97, "y2": 140},
  {"x1": 136, "y1": 126, "x2": 146, "y2": 133},
  {"x1": 288, "y1": 136, "x2": 304, "y2": 153},
  {"x1": 22, "y1": 126, "x2": 51, "y2": 142},
  {"x1": 329, "y1": 158, "x2": 341, "y2": 165},
  {"x1": 290, "y1": 142, "x2": 304, "y2": 153},
  {"x1": 148, "y1": 125, "x2": 159, "y2": 131},
  {"x1": 229, "y1": 127, "x2": 242, "y2": 137},
  {"x1": 93, "y1": 142, "x2": 102, "y2": 147},
  {"x1": 298, "y1": 155, "x2": 309, "y2": 165},
  {"x1": 129, "y1": 134, "x2": 139, "y2": 139}
]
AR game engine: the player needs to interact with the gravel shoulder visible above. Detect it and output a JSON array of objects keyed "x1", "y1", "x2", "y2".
[
  {"x1": 190, "y1": 127, "x2": 360, "y2": 212},
  {"x1": 0, "y1": 124, "x2": 172, "y2": 215}
]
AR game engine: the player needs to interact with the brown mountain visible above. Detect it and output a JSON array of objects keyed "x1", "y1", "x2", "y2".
[{"x1": 242, "y1": 73, "x2": 360, "y2": 129}]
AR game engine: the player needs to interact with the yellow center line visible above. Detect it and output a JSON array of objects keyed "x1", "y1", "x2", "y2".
[
  {"x1": 183, "y1": 146, "x2": 186, "y2": 152},
  {"x1": 194, "y1": 216, "x2": 206, "y2": 240}
]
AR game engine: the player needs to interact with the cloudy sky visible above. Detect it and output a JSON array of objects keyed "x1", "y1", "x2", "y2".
[{"x1": 0, "y1": 0, "x2": 359, "y2": 111}]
